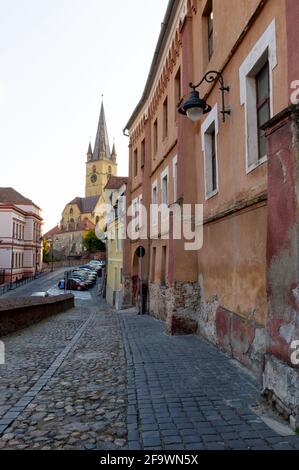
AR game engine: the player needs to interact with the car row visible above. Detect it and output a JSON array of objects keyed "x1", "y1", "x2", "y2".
[{"x1": 58, "y1": 260, "x2": 105, "y2": 291}]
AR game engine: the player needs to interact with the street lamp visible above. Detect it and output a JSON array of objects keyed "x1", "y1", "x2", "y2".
[
  {"x1": 35, "y1": 236, "x2": 43, "y2": 278},
  {"x1": 10, "y1": 228, "x2": 14, "y2": 290},
  {"x1": 178, "y1": 70, "x2": 230, "y2": 123},
  {"x1": 48, "y1": 238, "x2": 54, "y2": 273}
]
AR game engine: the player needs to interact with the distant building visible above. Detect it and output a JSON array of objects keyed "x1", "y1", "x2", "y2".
[
  {"x1": 46, "y1": 101, "x2": 117, "y2": 259},
  {"x1": 104, "y1": 176, "x2": 128, "y2": 308},
  {"x1": 0, "y1": 188, "x2": 43, "y2": 283}
]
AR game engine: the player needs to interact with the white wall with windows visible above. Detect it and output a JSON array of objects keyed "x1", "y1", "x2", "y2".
[
  {"x1": 201, "y1": 103, "x2": 219, "y2": 200},
  {"x1": 239, "y1": 19, "x2": 277, "y2": 172}
]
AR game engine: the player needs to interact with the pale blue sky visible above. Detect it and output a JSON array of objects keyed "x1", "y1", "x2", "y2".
[{"x1": 0, "y1": 0, "x2": 168, "y2": 231}]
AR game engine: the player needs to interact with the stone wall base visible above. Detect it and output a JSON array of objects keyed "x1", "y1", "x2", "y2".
[
  {"x1": 263, "y1": 355, "x2": 299, "y2": 429},
  {"x1": 149, "y1": 281, "x2": 201, "y2": 334},
  {"x1": 122, "y1": 275, "x2": 132, "y2": 309},
  {"x1": 213, "y1": 306, "x2": 266, "y2": 378}
]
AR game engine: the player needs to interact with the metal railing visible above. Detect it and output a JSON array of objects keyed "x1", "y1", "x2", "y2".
[{"x1": 0, "y1": 272, "x2": 48, "y2": 297}]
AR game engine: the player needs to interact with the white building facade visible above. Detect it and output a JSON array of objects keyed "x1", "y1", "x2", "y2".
[{"x1": 0, "y1": 188, "x2": 43, "y2": 284}]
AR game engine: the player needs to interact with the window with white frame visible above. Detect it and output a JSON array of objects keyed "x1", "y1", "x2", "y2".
[
  {"x1": 239, "y1": 19, "x2": 277, "y2": 172},
  {"x1": 151, "y1": 180, "x2": 158, "y2": 229},
  {"x1": 201, "y1": 104, "x2": 219, "y2": 199},
  {"x1": 172, "y1": 156, "x2": 178, "y2": 202},
  {"x1": 161, "y1": 168, "x2": 168, "y2": 205}
]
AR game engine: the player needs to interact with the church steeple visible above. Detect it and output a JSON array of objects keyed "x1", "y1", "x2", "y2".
[
  {"x1": 85, "y1": 99, "x2": 117, "y2": 198},
  {"x1": 87, "y1": 141, "x2": 93, "y2": 161},
  {"x1": 111, "y1": 141, "x2": 117, "y2": 163},
  {"x1": 93, "y1": 101, "x2": 112, "y2": 161}
]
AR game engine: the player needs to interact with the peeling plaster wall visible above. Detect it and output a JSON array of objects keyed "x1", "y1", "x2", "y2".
[{"x1": 264, "y1": 106, "x2": 299, "y2": 422}]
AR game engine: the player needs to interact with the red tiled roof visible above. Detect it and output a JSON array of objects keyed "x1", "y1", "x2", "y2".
[
  {"x1": 43, "y1": 225, "x2": 60, "y2": 238},
  {"x1": 44, "y1": 220, "x2": 95, "y2": 237},
  {"x1": 0, "y1": 187, "x2": 37, "y2": 206},
  {"x1": 104, "y1": 176, "x2": 128, "y2": 190}
]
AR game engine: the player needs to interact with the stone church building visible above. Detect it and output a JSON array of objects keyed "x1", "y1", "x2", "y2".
[{"x1": 45, "y1": 101, "x2": 117, "y2": 258}]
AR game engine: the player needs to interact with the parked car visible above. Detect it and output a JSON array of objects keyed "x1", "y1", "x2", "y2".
[
  {"x1": 66, "y1": 278, "x2": 88, "y2": 291},
  {"x1": 72, "y1": 270, "x2": 95, "y2": 286}
]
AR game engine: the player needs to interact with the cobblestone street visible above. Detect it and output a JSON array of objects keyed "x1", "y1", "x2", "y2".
[{"x1": 0, "y1": 293, "x2": 298, "y2": 451}]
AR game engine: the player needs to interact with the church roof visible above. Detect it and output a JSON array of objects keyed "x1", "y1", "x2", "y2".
[
  {"x1": 68, "y1": 195, "x2": 99, "y2": 214},
  {"x1": 92, "y1": 102, "x2": 112, "y2": 161},
  {"x1": 104, "y1": 176, "x2": 128, "y2": 190}
]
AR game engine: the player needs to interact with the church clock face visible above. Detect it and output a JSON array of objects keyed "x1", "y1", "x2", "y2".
[{"x1": 90, "y1": 173, "x2": 97, "y2": 184}]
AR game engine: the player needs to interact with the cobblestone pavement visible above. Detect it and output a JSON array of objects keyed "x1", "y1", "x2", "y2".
[
  {"x1": 1, "y1": 292, "x2": 299, "y2": 451},
  {"x1": 121, "y1": 313, "x2": 299, "y2": 451},
  {"x1": 0, "y1": 296, "x2": 127, "y2": 450}
]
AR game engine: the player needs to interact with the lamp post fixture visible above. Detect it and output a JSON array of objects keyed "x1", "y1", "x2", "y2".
[
  {"x1": 48, "y1": 238, "x2": 54, "y2": 273},
  {"x1": 178, "y1": 70, "x2": 230, "y2": 123},
  {"x1": 10, "y1": 229, "x2": 14, "y2": 290},
  {"x1": 35, "y1": 236, "x2": 43, "y2": 279}
]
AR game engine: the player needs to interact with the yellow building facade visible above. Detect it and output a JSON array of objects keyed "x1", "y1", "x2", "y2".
[{"x1": 104, "y1": 176, "x2": 127, "y2": 308}]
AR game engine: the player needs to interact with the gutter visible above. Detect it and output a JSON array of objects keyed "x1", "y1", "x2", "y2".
[{"x1": 123, "y1": 0, "x2": 180, "y2": 134}]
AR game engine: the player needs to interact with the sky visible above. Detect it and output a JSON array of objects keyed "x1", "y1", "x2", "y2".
[{"x1": 0, "y1": 0, "x2": 169, "y2": 232}]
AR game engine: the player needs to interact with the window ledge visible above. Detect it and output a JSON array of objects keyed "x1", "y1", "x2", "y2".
[
  {"x1": 246, "y1": 155, "x2": 267, "y2": 175},
  {"x1": 205, "y1": 189, "x2": 219, "y2": 201}
]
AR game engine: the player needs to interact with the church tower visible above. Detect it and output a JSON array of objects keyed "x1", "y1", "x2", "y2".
[{"x1": 85, "y1": 101, "x2": 117, "y2": 197}]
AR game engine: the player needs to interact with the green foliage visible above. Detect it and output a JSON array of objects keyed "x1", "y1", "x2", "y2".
[
  {"x1": 82, "y1": 230, "x2": 105, "y2": 254},
  {"x1": 42, "y1": 238, "x2": 50, "y2": 263}
]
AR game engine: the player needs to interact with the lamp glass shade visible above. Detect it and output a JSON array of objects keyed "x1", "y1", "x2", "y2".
[{"x1": 186, "y1": 106, "x2": 204, "y2": 122}]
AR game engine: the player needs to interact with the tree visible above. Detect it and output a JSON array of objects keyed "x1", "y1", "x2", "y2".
[
  {"x1": 82, "y1": 230, "x2": 105, "y2": 254},
  {"x1": 42, "y1": 238, "x2": 50, "y2": 263}
]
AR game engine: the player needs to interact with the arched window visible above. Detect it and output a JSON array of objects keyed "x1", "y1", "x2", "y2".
[
  {"x1": 92, "y1": 165, "x2": 96, "y2": 174},
  {"x1": 108, "y1": 166, "x2": 112, "y2": 174},
  {"x1": 70, "y1": 208, "x2": 73, "y2": 216}
]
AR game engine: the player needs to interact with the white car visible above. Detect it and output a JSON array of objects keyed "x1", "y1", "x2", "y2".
[{"x1": 31, "y1": 291, "x2": 49, "y2": 297}]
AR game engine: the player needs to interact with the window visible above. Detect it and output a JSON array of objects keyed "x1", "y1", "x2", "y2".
[
  {"x1": 141, "y1": 139, "x2": 145, "y2": 168},
  {"x1": 161, "y1": 246, "x2": 167, "y2": 286},
  {"x1": 203, "y1": 0, "x2": 214, "y2": 61},
  {"x1": 153, "y1": 119, "x2": 158, "y2": 155},
  {"x1": 175, "y1": 68, "x2": 181, "y2": 106},
  {"x1": 108, "y1": 166, "x2": 112, "y2": 174},
  {"x1": 173, "y1": 156, "x2": 178, "y2": 202},
  {"x1": 151, "y1": 181, "x2": 158, "y2": 229},
  {"x1": 239, "y1": 20, "x2": 276, "y2": 171},
  {"x1": 163, "y1": 97, "x2": 168, "y2": 139},
  {"x1": 133, "y1": 149, "x2": 138, "y2": 177},
  {"x1": 201, "y1": 104, "x2": 219, "y2": 199},
  {"x1": 256, "y1": 62, "x2": 270, "y2": 160},
  {"x1": 161, "y1": 172, "x2": 168, "y2": 205},
  {"x1": 151, "y1": 247, "x2": 156, "y2": 282},
  {"x1": 152, "y1": 184, "x2": 157, "y2": 204},
  {"x1": 210, "y1": 129, "x2": 217, "y2": 191}
]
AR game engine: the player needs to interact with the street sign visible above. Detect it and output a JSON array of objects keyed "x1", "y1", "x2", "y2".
[{"x1": 136, "y1": 246, "x2": 145, "y2": 258}]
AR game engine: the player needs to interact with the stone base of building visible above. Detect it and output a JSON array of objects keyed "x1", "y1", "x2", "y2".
[
  {"x1": 263, "y1": 355, "x2": 299, "y2": 429},
  {"x1": 149, "y1": 281, "x2": 201, "y2": 335},
  {"x1": 122, "y1": 275, "x2": 132, "y2": 309}
]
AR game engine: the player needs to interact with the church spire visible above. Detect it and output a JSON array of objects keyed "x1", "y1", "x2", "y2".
[
  {"x1": 93, "y1": 100, "x2": 111, "y2": 161},
  {"x1": 111, "y1": 140, "x2": 117, "y2": 163},
  {"x1": 87, "y1": 141, "x2": 93, "y2": 161}
]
